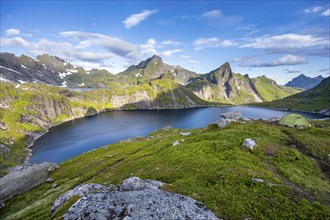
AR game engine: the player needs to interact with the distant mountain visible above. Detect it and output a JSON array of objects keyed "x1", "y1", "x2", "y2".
[
  {"x1": 256, "y1": 77, "x2": 330, "y2": 114},
  {"x1": 0, "y1": 52, "x2": 301, "y2": 104},
  {"x1": 0, "y1": 52, "x2": 115, "y2": 87},
  {"x1": 187, "y1": 62, "x2": 301, "y2": 104},
  {"x1": 285, "y1": 74, "x2": 324, "y2": 90},
  {"x1": 118, "y1": 55, "x2": 197, "y2": 85}
]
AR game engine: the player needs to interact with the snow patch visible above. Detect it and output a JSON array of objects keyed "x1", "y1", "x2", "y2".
[
  {"x1": 0, "y1": 66, "x2": 23, "y2": 75},
  {"x1": 21, "y1": 64, "x2": 29, "y2": 70},
  {"x1": 60, "y1": 81, "x2": 68, "y2": 87},
  {"x1": 58, "y1": 71, "x2": 73, "y2": 79},
  {"x1": 17, "y1": 80, "x2": 26, "y2": 84},
  {"x1": 0, "y1": 77, "x2": 10, "y2": 82},
  {"x1": 68, "y1": 69, "x2": 78, "y2": 73},
  {"x1": 135, "y1": 73, "x2": 142, "y2": 77}
]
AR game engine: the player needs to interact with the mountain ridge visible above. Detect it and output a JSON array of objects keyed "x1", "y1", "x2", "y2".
[{"x1": 285, "y1": 74, "x2": 325, "y2": 90}]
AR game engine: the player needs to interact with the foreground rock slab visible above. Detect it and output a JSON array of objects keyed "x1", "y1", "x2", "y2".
[
  {"x1": 242, "y1": 138, "x2": 256, "y2": 150},
  {"x1": 220, "y1": 111, "x2": 242, "y2": 120},
  {"x1": 62, "y1": 177, "x2": 219, "y2": 220},
  {"x1": 0, "y1": 162, "x2": 59, "y2": 206}
]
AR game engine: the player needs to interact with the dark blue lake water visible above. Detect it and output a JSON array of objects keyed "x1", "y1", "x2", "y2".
[{"x1": 29, "y1": 106, "x2": 327, "y2": 164}]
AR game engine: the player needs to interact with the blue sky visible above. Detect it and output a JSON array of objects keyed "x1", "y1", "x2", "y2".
[{"x1": 1, "y1": 1, "x2": 329, "y2": 84}]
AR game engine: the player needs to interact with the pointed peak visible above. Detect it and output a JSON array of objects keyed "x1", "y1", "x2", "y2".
[{"x1": 147, "y1": 55, "x2": 163, "y2": 63}]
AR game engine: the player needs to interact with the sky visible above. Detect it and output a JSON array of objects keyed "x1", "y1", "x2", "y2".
[{"x1": 1, "y1": 1, "x2": 329, "y2": 84}]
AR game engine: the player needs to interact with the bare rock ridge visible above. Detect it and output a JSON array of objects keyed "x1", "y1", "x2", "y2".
[
  {"x1": 285, "y1": 74, "x2": 325, "y2": 90},
  {"x1": 51, "y1": 177, "x2": 219, "y2": 220}
]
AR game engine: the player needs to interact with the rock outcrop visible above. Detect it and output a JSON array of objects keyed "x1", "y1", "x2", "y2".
[
  {"x1": 220, "y1": 111, "x2": 242, "y2": 120},
  {"x1": 242, "y1": 138, "x2": 256, "y2": 150},
  {"x1": 58, "y1": 177, "x2": 219, "y2": 220},
  {"x1": 0, "y1": 162, "x2": 59, "y2": 206}
]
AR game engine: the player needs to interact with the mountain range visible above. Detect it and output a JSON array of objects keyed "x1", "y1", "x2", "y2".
[
  {"x1": 0, "y1": 52, "x2": 301, "y2": 104},
  {"x1": 285, "y1": 74, "x2": 325, "y2": 90}
]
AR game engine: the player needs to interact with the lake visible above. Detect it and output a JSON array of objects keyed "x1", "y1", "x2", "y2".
[{"x1": 29, "y1": 106, "x2": 327, "y2": 164}]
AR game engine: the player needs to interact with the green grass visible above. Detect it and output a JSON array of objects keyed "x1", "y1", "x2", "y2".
[{"x1": 1, "y1": 120, "x2": 329, "y2": 219}]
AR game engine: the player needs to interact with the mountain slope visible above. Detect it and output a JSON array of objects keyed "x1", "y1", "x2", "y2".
[
  {"x1": 285, "y1": 74, "x2": 325, "y2": 90},
  {"x1": 0, "y1": 52, "x2": 115, "y2": 87},
  {"x1": 255, "y1": 77, "x2": 330, "y2": 113},
  {"x1": 187, "y1": 63, "x2": 301, "y2": 104},
  {"x1": 118, "y1": 55, "x2": 197, "y2": 85}
]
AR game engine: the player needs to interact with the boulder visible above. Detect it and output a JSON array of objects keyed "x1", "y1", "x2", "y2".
[
  {"x1": 266, "y1": 117, "x2": 280, "y2": 123},
  {"x1": 0, "y1": 162, "x2": 59, "y2": 204},
  {"x1": 215, "y1": 118, "x2": 233, "y2": 128},
  {"x1": 279, "y1": 114, "x2": 311, "y2": 128},
  {"x1": 220, "y1": 111, "x2": 242, "y2": 120},
  {"x1": 0, "y1": 144, "x2": 10, "y2": 154},
  {"x1": 62, "y1": 177, "x2": 219, "y2": 220},
  {"x1": 179, "y1": 132, "x2": 191, "y2": 136},
  {"x1": 242, "y1": 138, "x2": 256, "y2": 150},
  {"x1": 0, "y1": 121, "x2": 7, "y2": 130},
  {"x1": 163, "y1": 125, "x2": 172, "y2": 131},
  {"x1": 50, "y1": 183, "x2": 109, "y2": 215},
  {"x1": 173, "y1": 140, "x2": 180, "y2": 146}
]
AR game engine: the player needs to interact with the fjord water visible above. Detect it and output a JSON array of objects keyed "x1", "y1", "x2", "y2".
[{"x1": 29, "y1": 106, "x2": 326, "y2": 164}]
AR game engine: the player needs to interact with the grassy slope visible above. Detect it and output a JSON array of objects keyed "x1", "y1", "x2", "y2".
[
  {"x1": 0, "y1": 81, "x2": 209, "y2": 175},
  {"x1": 252, "y1": 77, "x2": 302, "y2": 102},
  {"x1": 1, "y1": 120, "x2": 329, "y2": 219},
  {"x1": 254, "y1": 77, "x2": 330, "y2": 112}
]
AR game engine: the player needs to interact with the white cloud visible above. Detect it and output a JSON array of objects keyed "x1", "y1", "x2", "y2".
[
  {"x1": 123, "y1": 9, "x2": 158, "y2": 29},
  {"x1": 241, "y1": 34, "x2": 328, "y2": 49},
  {"x1": 160, "y1": 40, "x2": 183, "y2": 47},
  {"x1": 202, "y1": 10, "x2": 221, "y2": 18},
  {"x1": 200, "y1": 9, "x2": 242, "y2": 26},
  {"x1": 60, "y1": 31, "x2": 138, "y2": 57},
  {"x1": 180, "y1": 55, "x2": 191, "y2": 59},
  {"x1": 193, "y1": 37, "x2": 238, "y2": 50},
  {"x1": 188, "y1": 60, "x2": 199, "y2": 63},
  {"x1": 239, "y1": 55, "x2": 308, "y2": 67},
  {"x1": 304, "y1": 6, "x2": 323, "y2": 14},
  {"x1": 162, "y1": 49, "x2": 182, "y2": 57},
  {"x1": 322, "y1": 9, "x2": 330, "y2": 16},
  {"x1": 1, "y1": 37, "x2": 30, "y2": 47},
  {"x1": 5, "y1": 28, "x2": 20, "y2": 36}
]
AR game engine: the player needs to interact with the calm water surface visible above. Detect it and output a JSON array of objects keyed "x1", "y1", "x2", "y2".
[{"x1": 29, "y1": 106, "x2": 326, "y2": 164}]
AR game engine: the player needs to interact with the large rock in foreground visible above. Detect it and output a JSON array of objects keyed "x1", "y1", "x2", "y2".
[
  {"x1": 0, "y1": 162, "x2": 59, "y2": 205},
  {"x1": 62, "y1": 177, "x2": 219, "y2": 220}
]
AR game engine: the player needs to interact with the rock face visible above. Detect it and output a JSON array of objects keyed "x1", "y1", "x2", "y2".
[
  {"x1": 220, "y1": 111, "x2": 242, "y2": 120},
  {"x1": 215, "y1": 118, "x2": 233, "y2": 128},
  {"x1": 61, "y1": 177, "x2": 219, "y2": 220},
  {"x1": 50, "y1": 183, "x2": 110, "y2": 214},
  {"x1": 242, "y1": 138, "x2": 256, "y2": 150},
  {"x1": 0, "y1": 162, "x2": 59, "y2": 205}
]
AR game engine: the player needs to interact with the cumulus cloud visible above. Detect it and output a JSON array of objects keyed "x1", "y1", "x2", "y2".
[
  {"x1": 1, "y1": 37, "x2": 30, "y2": 47},
  {"x1": 193, "y1": 37, "x2": 238, "y2": 50},
  {"x1": 239, "y1": 55, "x2": 308, "y2": 67},
  {"x1": 162, "y1": 49, "x2": 182, "y2": 57},
  {"x1": 123, "y1": 9, "x2": 158, "y2": 29},
  {"x1": 5, "y1": 28, "x2": 21, "y2": 36},
  {"x1": 188, "y1": 60, "x2": 200, "y2": 63},
  {"x1": 322, "y1": 9, "x2": 330, "y2": 16},
  {"x1": 60, "y1": 31, "x2": 138, "y2": 57},
  {"x1": 160, "y1": 40, "x2": 183, "y2": 47}
]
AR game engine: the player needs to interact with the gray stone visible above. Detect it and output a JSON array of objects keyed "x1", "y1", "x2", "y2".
[
  {"x1": 173, "y1": 140, "x2": 180, "y2": 146},
  {"x1": 266, "y1": 117, "x2": 280, "y2": 123},
  {"x1": 179, "y1": 132, "x2": 191, "y2": 136},
  {"x1": 242, "y1": 138, "x2": 256, "y2": 150},
  {"x1": 163, "y1": 125, "x2": 172, "y2": 131},
  {"x1": 215, "y1": 118, "x2": 232, "y2": 128},
  {"x1": 118, "y1": 176, "x2": 145, "y2": 191},
  {"x1": 52, "y1": 184, "x2": 58, "y2": 189},
  {"x1": 0, "y1": 144, "x2": 11, "y2": 154},
  {"x1": 0, "y1": 200, "x2": 5, "y2": 209},
  {"x1": 50, "y1": 183, "x2": 109, "y2": 215},
  {"x1": 220, "y1": 111, "x2": 242, "y2": 120},
  {"x1": 62, "y1": 177, "x2": 219, "y2": 220},
  {"x1": 0, "y1": 121, "x2": 7, "y2": 130},
  {"x1": 0, "y1": 162, "x2": 59, "y2": 204},
  {"x1": 251, "y1": 178, "x2": 264, "y2": 183},
  {"x1": 46, "y1": 177, "x2": 54, "y2": 182}
]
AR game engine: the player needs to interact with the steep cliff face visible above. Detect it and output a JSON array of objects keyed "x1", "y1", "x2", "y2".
[{"x1": 187, "y1": 63, "x2": 300, "y2": 104}]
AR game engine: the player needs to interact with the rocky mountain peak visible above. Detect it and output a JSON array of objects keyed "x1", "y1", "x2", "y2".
[
  {"x1": 136, "y1": 55, "x2": 164, "y2": 69},
  {"x1": 37, "y1": 54, "x2": 73, "y2": 72}
]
